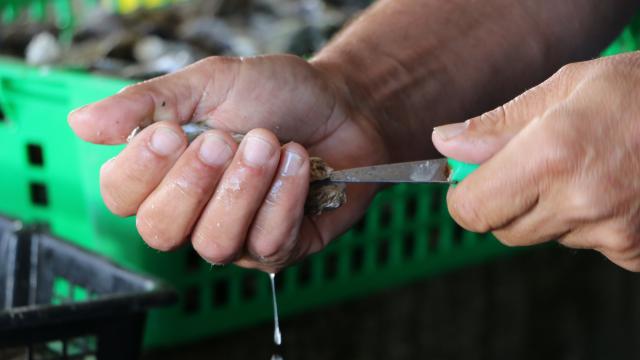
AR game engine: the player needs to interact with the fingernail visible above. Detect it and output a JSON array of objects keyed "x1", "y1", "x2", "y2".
[
  {"x1": 100, "y1": 157, "x2": 116, "y2": 173},
  {"x1": 242, "y1": 136, "x2": 274, "y2": 167},
  {"x1": 281, "y1": 150, "x2": 303, "y2": 176},
  {"x1": 69, "y1": 104, "x2": 89, "y2": 116},
  {"x1": 149, "y1": 126, "x2": 183, "y2": 156},
  {"x1": 434, "y1": 121, "x2": 468, "y2": 141},
  {"x1": 199, "y1": 134, "x2": 232, "y2": 166}
]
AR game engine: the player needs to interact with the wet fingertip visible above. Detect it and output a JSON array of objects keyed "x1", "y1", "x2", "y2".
[{"x1": 193, "y1": 234, "x2": 241, "y2": 265}]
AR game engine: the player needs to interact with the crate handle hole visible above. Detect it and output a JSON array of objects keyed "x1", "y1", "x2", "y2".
[
  {"x1": 324, "y1": 253, "x2": 339, "y2": 280},
  {"x1": 212, "y1": 280, "x2": 229, "y2": 307},
  {"x1": 0, "y1": 106, "x2": 5, "y2": 123},
  {"x1": 241, "y1": 274, "x2": 258, "y2": 300},
  {"x1": 297, "y1": 260, "x2": 312, "y2": 287},
  {"x1": 186, "y1": 248, "x2": 201, "y2": 271},
  {"x1": 376, "y1": 239, "x2": 390, "y2": 265},
  {"x1": 27, "y1": 144, "x2": 44, "y2": 167},
  {"x1": 29, "y1": 182, "x2": 48, "y2": 207},
  {"x1": 183, "y1": 286, "x2": 200, "y2": 313},
  {"x1": 403, "y1": 234, "x2": 416, "y2": 259},
  {"x1": 350, "y1": 246, "x2": 365, "y2": 273}
]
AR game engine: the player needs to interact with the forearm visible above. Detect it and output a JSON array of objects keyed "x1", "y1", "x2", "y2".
[{"x1": 312, "y1": 0, "x2": 638, "y2": 161}]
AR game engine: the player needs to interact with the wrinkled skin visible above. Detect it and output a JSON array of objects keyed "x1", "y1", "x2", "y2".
[
  {"x1": 433, "y1": 52, "x2": 640, "y2": 271},
  {"x1": 68, "y1": 55, "x2": 387, "y2": 272}
]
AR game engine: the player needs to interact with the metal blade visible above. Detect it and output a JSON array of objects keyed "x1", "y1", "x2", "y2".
[{"x1": 328, "y1": 159, "x2": 451, "y2": 184}]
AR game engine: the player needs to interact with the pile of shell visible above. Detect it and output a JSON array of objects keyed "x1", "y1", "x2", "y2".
[{"x1": 0, "y1": 0, "x2": 370, "y2": 79}]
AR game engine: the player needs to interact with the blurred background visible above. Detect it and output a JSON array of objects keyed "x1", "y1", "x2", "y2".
[{"x1": 1, "y1": 1, "x2": 640, "y2": 359}]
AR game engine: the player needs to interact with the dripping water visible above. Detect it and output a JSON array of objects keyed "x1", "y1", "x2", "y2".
[{"x1": 269, "y1": 272, "x2": 282, "y2": 346}]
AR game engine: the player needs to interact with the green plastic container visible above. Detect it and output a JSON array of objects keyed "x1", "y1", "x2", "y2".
[{"x1": 0, "y1": 0, "x2": 638, "y2": 347}]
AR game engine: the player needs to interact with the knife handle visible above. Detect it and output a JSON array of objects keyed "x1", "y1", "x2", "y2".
[{"x1": 447, "y1": 158, "x2": 479, "y2": 184}]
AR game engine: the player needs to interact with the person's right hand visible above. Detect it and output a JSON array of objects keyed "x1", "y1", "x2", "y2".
[{"x1": 68, "y1": 54, "x2": 388, "y2": 272}]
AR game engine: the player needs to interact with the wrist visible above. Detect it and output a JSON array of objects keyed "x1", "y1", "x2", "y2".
[{"x1": 311, "y1": 45, "x2": 452, "y2": 161}]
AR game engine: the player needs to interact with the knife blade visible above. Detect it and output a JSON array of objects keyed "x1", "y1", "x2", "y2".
[{"x1": 328, "y1": 159, "x2": 452, "y2": 184}]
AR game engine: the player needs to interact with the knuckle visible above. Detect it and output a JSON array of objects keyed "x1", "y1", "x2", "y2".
[
  {"x1": 201, "y1": 55, "x2": 235, "y2": 68},
  {"x1": 603, "y1": 232, "x2": 640, "y2": 256},
  {"x1": 563, "y1": 187, "x2": 603, "y2": 223},
  {"x1": 534, "y1": 118, "x2": 579, "y2": 175},
  {"x1": 473, "y1": 105, "x2": 508, "y2": 131},
  {"x1": 555, "y1": 62, "x2": 582, "y2": 78}
]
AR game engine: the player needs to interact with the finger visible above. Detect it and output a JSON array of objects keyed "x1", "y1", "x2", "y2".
[
  {"x1": 491, "y1": 193, "x2": 570, "y2": 247},
  {"x1": 192, "y1": 128, "x2": 281, "y2": 264},
  {"x1": 136, "y1": 130, "x2": 237, "y2": 251},
  {"x1": 234, "y1": 218, "x2": 327, "y2": 273},
  {"x1": 433, "y1": 61, "x2": 587, "y2": 163},
  {"x1": 445, "y1": 118, "x2": 550, "y2": 233},
  {"x1": 68, "y1": 57, "x2": 240, "y2": 144},
  {"x1": 240, "y1": 143, "x2": 310, "y2": 267},
  {"x1": 100, "y1": 121, "x2": 187, "y2": 216}
]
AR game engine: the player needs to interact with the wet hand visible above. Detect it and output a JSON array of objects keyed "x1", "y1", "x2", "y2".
[
  {"x1": 433, "y1": 53, "x2": 640, "y2": 271},
  {"x1": 68, "y1": 54, "x2": 387, "y2": 272}
]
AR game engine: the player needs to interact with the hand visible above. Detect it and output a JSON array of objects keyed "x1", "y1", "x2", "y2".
[
  {"x1": 433, "y1": 52, "x2": 640, "y2": 271},
  {"x1": 68, "y1": 54, "x2": 388, "y2": 272}
]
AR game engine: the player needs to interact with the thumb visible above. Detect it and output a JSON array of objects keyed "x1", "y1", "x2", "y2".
[
  {"x1": 68, "y1": 57, "x2": 240, "y2": 145},
  {"x1": 432, "y1": 104, "x2": 535, "y2": 164},
  {"x1": 432, "y1": 62, "x2": 585, "y2": 163}
]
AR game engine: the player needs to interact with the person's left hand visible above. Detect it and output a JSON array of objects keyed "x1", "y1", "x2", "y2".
[{"x1": 432, "y1": 52, "x2": 640, "y2": 271}]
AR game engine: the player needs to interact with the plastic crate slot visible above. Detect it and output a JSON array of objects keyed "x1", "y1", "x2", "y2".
[
  {"x1": 186, "y1": 248, "x2": 201, "y2": 271},
  {"x1": 405, "y1": 196, "x2": 418, "y2": 219},
  {"x1": 29, "y1": 182, "x2": 48, "y2": 206},
  {"x1": 430, "y1": 189, "x2": 443, "y2": 212},
  {"x1": 212, "y1": 279, "x2": 229, "y2": 307},
  {"x1": 451, "y1": 225, "x2": 464, "y2": 247},
  {"x1": 241, "y1": 274, "x2": 258, "y2": 300},
  {"x1": 403, "y1": 233, "x2": 416, "y2": 259},
  {"x1": 72, "y1": 285, "x2": 89, "y2": 302},
  {"x1": 52, "y1": 277, "x2": 72, "y2": 304},
  {"x1": 428, "y1": 228, "x2": 440, "y2": 253},
  {"x1": 27, "y1": 144, "x2": 44, "y2": 167},
  {"x1": 42, "y1": 339, "x2": 65, "y2": 357},
  {"x1": 376, "y1": 239, "x2": 390, "y2": 265},
  {"x1": 352, "y1": 218, "x2": 366, "y2": 234},
  {"x1": 297, "y1": 260, "x2": 312, "y2": 287},
  {"x1": 350, "y1": 246, "x2": 365, "y2": 273},
  {"x1": 324, "y1": 252, "x2": 339, "y2": 280},
  {"x1": 453, "y1": 224, "x2": 466, "y2": 244},
  {"x1": 379, "y1": 203, "x2": 393, "y2": 228},
  {"x1": 0, "y1": 106, "x2": 5, "y2": 123},
  {"x1": 183, "y1": 286, "x2": 200, "y2": 313},
  {"x1": 67, "y1": 335, "x2": 97, "y2": 357}
]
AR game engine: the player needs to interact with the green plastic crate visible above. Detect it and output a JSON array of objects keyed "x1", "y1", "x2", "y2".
[{"x1": 0, "y1": 0, "x2": 638, "y2": 348}]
